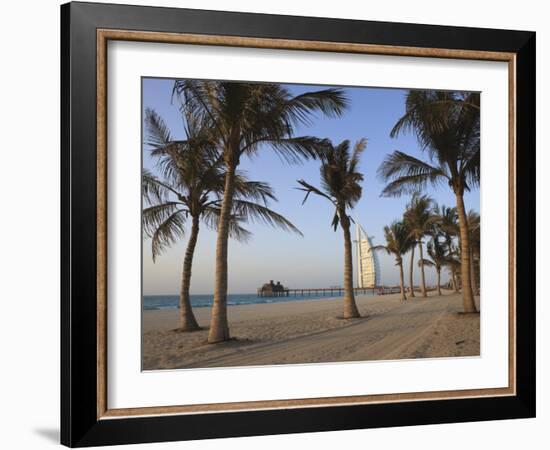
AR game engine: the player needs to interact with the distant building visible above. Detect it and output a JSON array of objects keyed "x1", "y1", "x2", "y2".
[
  {"x1": 257, "y1": 280, "x2": 289, "y2": 297},
  {"x1": 355, "y1": 223, "x2": 380, "y2": 288}
]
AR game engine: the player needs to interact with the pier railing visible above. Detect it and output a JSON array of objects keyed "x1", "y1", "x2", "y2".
[{"x1": 257, "y1": 286, "x2": 403, "y2": 298}]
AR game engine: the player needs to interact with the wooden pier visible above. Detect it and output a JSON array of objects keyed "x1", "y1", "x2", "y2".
[{"x1": 257, "y1": 286, "x2": 402, "y2": 298}]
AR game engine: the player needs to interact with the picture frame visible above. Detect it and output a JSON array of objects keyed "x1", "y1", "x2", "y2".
[{"x1": 61, "y1": 1, "x2": 536, "y2": 447}]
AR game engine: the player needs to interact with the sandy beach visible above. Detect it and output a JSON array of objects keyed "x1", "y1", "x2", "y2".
[{"x1": 142, "y1": 291, "x2": 480, "y2": 370}]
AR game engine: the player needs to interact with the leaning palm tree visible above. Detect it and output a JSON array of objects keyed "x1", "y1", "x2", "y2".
[
  {"x1": 403, "y1": 193, "x2": 434, "y2": 298},
  {"x1": 173, "y1": 80, "x2": 348, "y2": 343},
  {"x1": 370, "y1": 221, "x2": 412, "y2": 301},
  {"x1": 419, "y1": 238, "x2": 448, "y2": 296},
  {"x1": 143, "y1": 108, "x2": 302, "y2": 332},
  {"x1": 297, "y1": 139, "x2": 366, "y2": 318},
  {"x1": 378, "y1": 90, "x2": 479, "y2": 313}
]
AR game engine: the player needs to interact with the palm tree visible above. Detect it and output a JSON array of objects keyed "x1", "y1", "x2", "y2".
[
  {"x1": 297, "y1": 139, "x2": 366, "y2": 318},
  {"x1": 370, "y1": 221, "x2": 412, "y2": 301},
  {"x1": 172, "y1": 80, "x2": 348, "y2": 343},
  {"x1": 419, "y1": 238, "x2": 447, "y2": 296},
  {"x1": 408, "y1": 241, "x2": 416, "y2": 298},
  {"x1": 143, "y1": 108, "x2": 302, "y2": 332},
  {"x1": 404, "y1": 213, "x2": 416, "y2": 299},
  {"x1": 432, "y1": 204, "x2": 460, "y2": 292},
  {"x1": 467, "y1": 210, "x2": 481, "y2": 295},
  {"x1": 403, "y1": 193, "x2": 434, "y2": 298},
  {"x1": 378, "y1": 90, "x2": 480, "y2": 313},
  {"x1": 435, "y1": 206, "x2": 458, "y2": 292}
]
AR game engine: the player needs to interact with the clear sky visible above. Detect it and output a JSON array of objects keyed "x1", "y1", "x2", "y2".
[{"x1": 142, "y1": 78, "x2": 480, "y2": 295}]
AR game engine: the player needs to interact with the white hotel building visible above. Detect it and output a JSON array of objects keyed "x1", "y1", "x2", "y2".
[{"x1": 355, "y1": 224, "x2": 380, "y2": 288}]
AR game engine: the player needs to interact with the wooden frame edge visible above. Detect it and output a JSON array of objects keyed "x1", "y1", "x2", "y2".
[
  {"x1": 101, "y1": 387, "x2": 515, "y2": 419},
  {"x1": 96, "y1": 28, "x2": 517, "y2": 420},
  {"x1": 508, "y1": 56, "x2": 517, "y2": 395},
  {"x1": 97, "y1": 29, "x2": 515, "y2": 61},
  {"x1": 97, "y1": 29, "x2": 108, "y2": 419}
]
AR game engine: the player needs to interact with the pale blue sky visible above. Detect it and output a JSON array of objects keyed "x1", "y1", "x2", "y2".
[{"x1": 142, "y1": 78, "x2": 480, "y2": 295}]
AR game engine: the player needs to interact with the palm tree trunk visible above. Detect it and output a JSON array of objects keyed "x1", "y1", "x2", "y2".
[
  {"x1": 418, "y1": 241, "x2": 427, "y2": 297},
  {"x1": 178, "y1": 215, "x2": 200, "y2": 331},
  {"x1": 470, "y1": 246, "x2": 478, "y2": 296},
  {"x1": 340, "y1": 211, "x2": 360, "y2": 319},
  {"x1": 452, "y1": 268, "x2": 459, "y2": 292},
  {"x1": 208, "y1": 162, "x2": 237, "y2": 343},
  {"x1": 455, "y1": 192, "x2": 477, "y2": 313},
  {"x1": 453, "y1": 269, "x2": 460, "y2": 294},
  {"x1": 436, "y1": 267, "x2": 442, "y2": 296},
  {"x1": 409, "y1": 245, "x2": 415, "y2": 297},
  {"x1": 398, "y1": 260, "x2": 407, "y2": 301}
]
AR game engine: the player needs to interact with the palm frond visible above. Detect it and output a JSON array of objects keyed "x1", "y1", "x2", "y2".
[
  {"x1": 147, "y1": 208, "x2": 187, "y2": 260},
  {"x1": 331, "y1": 211, "x2": 340, "y2": 231},
  {"x1": 418, "y1": 258, "x2": 435, "y2": 268},
  {"x1": 233, "y1": 176, "x2": 277, "y2": 204},
  {"x1": 380, "y1": 174, "x2": 438, "y2": 197},
  {"x1": 296, "y1": 179, "x2": 335, "y2": 205},
  {"x1": 369, "y1": 244, "x2": 391, "y2": 256},
  {"x1": 378, "y1": 151, "x2": 448, "y2": 197},
  {"x1": 348, "y1": 138, "x2": 367, "y2": 175},
  {"x1": 260, "y1": 136, "x2": 327, "y2": 163},
  {"x1": 284, "y1": 88, "x2": 349, "y2": 126},
  {"x1": 172, "y1": 80, "x2": 224, "y2": 140},
  {"x1": 142, "y1": 202, "x2": 186, "y2": 236},
  {"x1": 142, "y1": 169, "x2": 183, "y2": 205},
  {"x1": 462, "y1": 146, "x2": 480, "y2": 190},
  {"x1": 144, "y1": 108, "x2": 172, "y2": 148},
  {"x1": 232, "y1": 200, "x2": 303, "y2": 236},
  {"x1": 201, "y1": 206, "x2": 253, "y2": 243}
]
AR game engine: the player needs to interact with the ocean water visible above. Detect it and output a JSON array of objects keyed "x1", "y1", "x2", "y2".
[{"x1": 142, "y1": 291, "x2": 372, "y2": 311}]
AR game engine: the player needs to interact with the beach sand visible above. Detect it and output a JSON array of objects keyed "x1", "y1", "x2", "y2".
[{"x1": 142, "y1": 291, "x2": 480, "y2": 370}]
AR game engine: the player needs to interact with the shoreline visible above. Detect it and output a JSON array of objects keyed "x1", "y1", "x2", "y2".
[
  {"x1": 143, "y1": 289, "x2": 389, "y2": 311},
  {"x1": 143, "y1": 291, "x2": 480, "y2": 369}
]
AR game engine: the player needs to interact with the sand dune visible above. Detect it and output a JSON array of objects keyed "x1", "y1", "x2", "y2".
[{"x1": 142, "y1": 291, "x2": 479, "y2": 370}]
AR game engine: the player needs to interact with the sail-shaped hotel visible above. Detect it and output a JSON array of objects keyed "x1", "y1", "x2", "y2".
[{"x1": 355, "y1": 224, "x2": 380, "y2": 288}]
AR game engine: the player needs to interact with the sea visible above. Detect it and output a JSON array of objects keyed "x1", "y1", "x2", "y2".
[{"x1": 142, "y1": 291, "x2": 374, "y2": 311}]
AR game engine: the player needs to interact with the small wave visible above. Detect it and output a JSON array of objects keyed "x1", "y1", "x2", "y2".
[{"x1": 144, "y1": 305, "x2": 178, "y2": 311}]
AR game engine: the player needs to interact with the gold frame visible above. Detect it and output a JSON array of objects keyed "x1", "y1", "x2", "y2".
[{"x1": 96, "y1": 29, "x2": 516, "y2": 420}]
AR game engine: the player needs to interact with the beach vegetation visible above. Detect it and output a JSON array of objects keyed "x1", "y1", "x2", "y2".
[
  {"x1": 172, "y1": 80, "x2": 349, "y2": 342},
  {"x1": 370, "y1": 220, "x2": 414, "y2": 301},
  {"x1": 298, "y1": 139, "x2": 366, "y2": 318},
  {"x1": 143, "y1": 108, "x2": 302, "y2": 332},
  {"x1": 378, "y1": 90, "x2": 480, "y2": 313}
]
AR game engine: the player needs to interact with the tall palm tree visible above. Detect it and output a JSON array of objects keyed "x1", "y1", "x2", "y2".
[
  {"x1": 404, "y1": 214, "x2": 416, "y2": 299},
  {"x1": 467, "y1": 210, "x2": 481, "y2": 295},
  {"x1": 143, "y1": 108, "x2": 302, "y2": 332},
  {"x1": 378, "y1": 90, "x2": 480, "y2": 313},
  {"x1": 433, "y1": 204, "x2": 460, "y2": 292},
  {"x1": 370, "y1": 221, "x2": 412, "y2": 301},
  {"x1": 403, "y1": 193, "x2": 434, "y2": 298},
  {"x1": 173, "y1": 81, "x2": 348, "y2": 343},
  {"x1": 297, "y1": 139, "x2": 366, "y2": 318},
  {"x1": 419, "y1": 238, "x2": 447, "y2": 296},
  {"x1": 408, "y1": 241, "x2": 416, "y2": 298}
]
